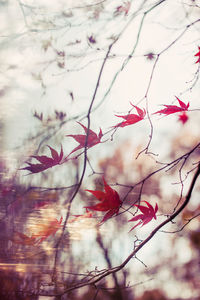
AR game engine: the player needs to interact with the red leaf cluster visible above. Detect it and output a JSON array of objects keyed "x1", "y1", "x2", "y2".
[
  {"x1": 66, "y1": 122, "x2": 103, "y2": 157},
  {"x1": 85, "y1": 177, "x2": 122, "y2": 223},
  {"x1": 113, "y1": 103, "x2": 146, "y2": 128},
  {"x1": 129, "y1": 201, "x2": 158, "y2": 231},
  {"x1": 20, "y1": 145, "x2": 64, "y2": 174}
]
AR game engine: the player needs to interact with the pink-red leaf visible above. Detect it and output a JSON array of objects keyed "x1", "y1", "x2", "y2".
[
  {"x1": 130, "y1": 103, "x2": 146, "y2": 118},
  {"x1": 194, "y1": 46, "x2": 200, "y2": 64},
  {"x1": 85, "y1": 190, "x2": 106, "y2": 202},
  {"x1": 128, "y1": 214, "x2": 144, "y2": 222},
  {"x1": 153, "y1": 97, "x2": 189, "y2": 116},
  {"x1": 20, "y1": 162, "x2": 48, "y2": 173},
  {"x1": 66, "y1": 122, "x2": 103, "y2": 157},
  {"x1": 129, "y1": 201, "x2": 158, "y2": 231},
  {"x1": 113, "y1": 104, "x2": 146, "y2": 128},
  {"x1": 178, "y1": 112, "x2": 188, "y2": 124},
  {"x1": 20, "y1": 145, "x2": 64, "y2": 174},
  {"x1": 31, "y1": 155, "x2": 53, "y2": 165},
  {"x1": 175, "y1": 96, "x2": 189, "y2": 110},
  {"x1": 84, "y1": 177, "x2": 122, "y2": 223},
  {"x1": 98, "y1": 128, "x2": 103, "y2": 140}
]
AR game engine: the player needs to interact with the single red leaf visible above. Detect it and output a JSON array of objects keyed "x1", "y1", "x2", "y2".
[
  {"x1": 77, "y1": 122, "x2": 96, "y2": 139},
  {"x1": 84, "y1": 177, "x2": 122, "y2": 223},
  {"x1": 130, "y1": 102, "x2": 146, "y2": 118},
  {"x1": 134, "y1": 204, "x2": 150, "y2": 215},
  {"x1": 48, "y1": 145, "x2": 63, "y2": 162},
  {"x1": 178, "y1": 112, "x2": 188, "y2": 124},
  {"x1": 127, "y1": 214, "x2": 144, "y2": 222},
  {"x1": 153, "y1": 97, "x2": 189, "y2": 116},
  {"x1": 98, "y1": 128, "x2": 103, "y2": 140},
  {"x1": 66, "y1": 122, "x2": 103, "y2": 157},
  {"x1": 194, "y1": 46, "x2": 200, "y2": 64},
  {"x1": 129, "y1": 201, "x2": 158, "y2": 231},
  {"x1": 113, "y1": 104, "x2": 146, "y2": 128},
  {"x1": 20, "y1": 145, "x2": 64, "y2": 174},
  {"x1": 31, "y1": 155, "x2": 53, "y2": 165},
  {"x1": 175, "y1": 96, "x2": 189, "y2": 110},
  {"x1": 67, "y1": 134, "x2": 85, "y2": 145},
  {"x1": 85, "y1": 190, "x2": 106, "y2": 202},
  {"x1": 20, "y1": 162, "x2": 49, "y2": 173}
]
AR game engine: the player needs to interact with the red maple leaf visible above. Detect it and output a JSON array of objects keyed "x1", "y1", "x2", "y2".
[
  {"x1": 194, "y1": 46, "x2": 200, "y2": 64},
  {"x1": 84, "y1": 177, "x2": 122, "y2": 223},
  {"x1": 20, "y1": 145, "x2": 64, "y2": 174},
  {"x1": 129, "y1": 201, "x2": 158, "y2": 231},
  {"x1": 66, "y1": 122, "x2": 103, "y2": 157},
  {"x1": 178, "y1": 112, "x2": 188, "y2": 124},
  {"x1": 115, "y1": 1, "x2": 131, "y2": 16},
  {"x1": 113, "y1": 103, "x2": 146, "y2": 128},
  {"x1": 32, "y1": 216, "x2": 63, "y2": 243},
  {"x1": 153, "y1": 96, "x2": 189, "y2": 115}
]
